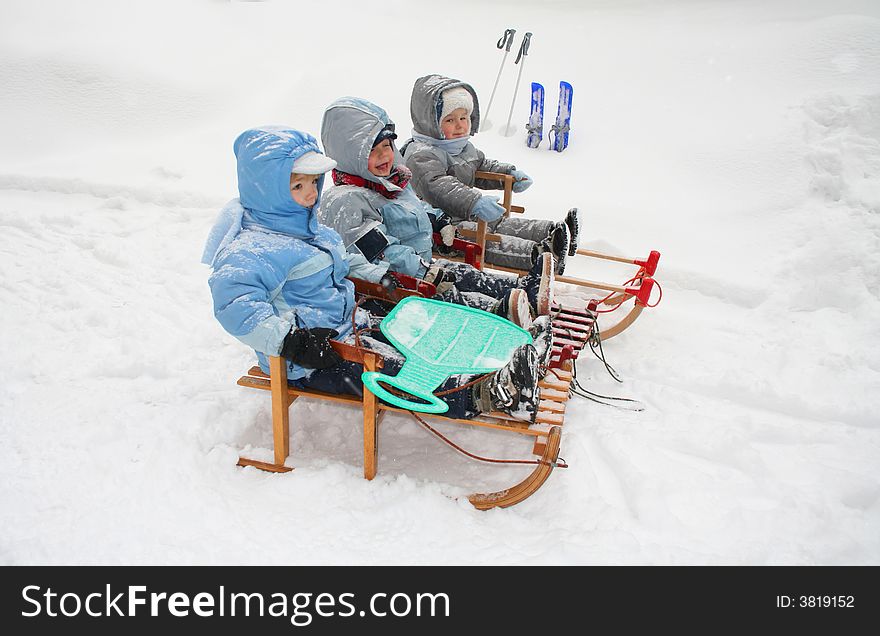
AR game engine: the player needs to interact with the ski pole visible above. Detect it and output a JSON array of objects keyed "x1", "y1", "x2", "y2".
[
  {"x1": 481, "y1": 28, "x2": 516, "y2": 131},
  {"x1": 501, "y1": 32, "x2": 532, "y2": 137}
]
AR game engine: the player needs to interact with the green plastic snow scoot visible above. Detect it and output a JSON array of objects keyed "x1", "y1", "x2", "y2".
[{"x1": 361, "y1": 296, "x2": 532, "y2": 414}]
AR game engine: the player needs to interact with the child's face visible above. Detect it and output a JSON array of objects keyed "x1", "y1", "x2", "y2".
[
  {"x1": 440, "y1": 108, "x2": 471, "y2": 139},
  {"x1": 289, "y1": 173, "x2": 320, "y2": 207},
  {"x1": 368, "y1": 139, "x2": 394, "y2": 177}
]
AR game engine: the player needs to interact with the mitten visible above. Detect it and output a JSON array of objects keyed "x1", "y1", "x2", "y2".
[
  {"x1": 439, "y1": 224, "x2": 456, "y2": 246},
  {"x1": 471, "y1": 195, "x2": 505, "y2": 222},
  {"x1": 423, "y1": 264, "x2": 457, "y2": 295},
  {"x1": 379, "y1": 272, "x2": 399, "y2": 292},
  {"x1": 280, "y1": 327, "x2": 342, "y2": 369},
  {"x1": 429, "y1": 210, "x2": 456, "y2": 246},
  {"x1": 510, "y1": 169, "x2": 533, "y2": 193}
]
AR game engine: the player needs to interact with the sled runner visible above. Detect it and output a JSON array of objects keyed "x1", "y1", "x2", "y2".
[
  {"x1": 235, "y1": 292, "x2": 575, "y2": 511},
  {"x1": 437, "y1": 171, "x2": 661, "y2": 341}
]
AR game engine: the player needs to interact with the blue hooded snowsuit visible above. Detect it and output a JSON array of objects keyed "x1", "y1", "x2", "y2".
[{"x1": 204, "y1": 127, "x2": 358, "y2": 381}]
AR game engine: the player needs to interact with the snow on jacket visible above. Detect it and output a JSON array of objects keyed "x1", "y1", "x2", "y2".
[
  {"x1": 318, "y1": 97, "x2": 434, "y2": 282},
  {"x1": 402, "y1": 74, "x2": 516, "y2": 222},
  {"x1": 205, "y1": 126, "x2": 359, "y2": 381}
]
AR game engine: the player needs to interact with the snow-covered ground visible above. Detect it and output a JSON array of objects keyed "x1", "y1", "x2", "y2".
[{"x1": 1, "y1": 0, "x2": 878, "y2": 565}]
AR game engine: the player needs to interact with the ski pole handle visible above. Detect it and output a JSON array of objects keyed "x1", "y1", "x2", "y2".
[
  {"x1": 497, "y1": 28, "x2": 516, "y2": 51},
  {"x1": 502, "y1": 33, "x2": 532, "y2": 135},
  {"x1": 484, "y1": 29, "x2": 517, "y2": 128},
  {"x1": 515, "y1": 32, "x2": 532, "y2": 64}
]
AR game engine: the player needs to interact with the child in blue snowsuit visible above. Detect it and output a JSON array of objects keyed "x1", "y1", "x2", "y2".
[{"x1": 203, "y1": 126, "x2": 544, "y2": 421}]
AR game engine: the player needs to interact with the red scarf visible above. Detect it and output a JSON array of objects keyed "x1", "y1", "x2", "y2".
[{"x1": 332, "y1": 165, "x2": 412, "y2": 200}]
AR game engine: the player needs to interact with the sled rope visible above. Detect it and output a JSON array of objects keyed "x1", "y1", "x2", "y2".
[
  {"x1": 586, "y1": 328, "x2": 621, "y2": 382},
  {"x1": 409, "y1": 411, "x2": 568, "y2": 469},
  {"x1": 570, "y1": 362, "x2": 645, "y2": 412},
  {"x1": 643, "y1": 278, "x2": 663, "y2": 308},
  {"x1": 433, "y1": 374, "x2": 491, "y2": 396},
  {"x1": 563, "y1": 331, "x2": 645, "y2": 411}
]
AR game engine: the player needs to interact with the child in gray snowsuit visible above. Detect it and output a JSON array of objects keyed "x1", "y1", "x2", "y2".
[
  {"x1": 402, "y1": 73, "x2": 579, "y2": 275},
  {"x1": 317, "y1": 96, "x2": 556, "y2": 325}
]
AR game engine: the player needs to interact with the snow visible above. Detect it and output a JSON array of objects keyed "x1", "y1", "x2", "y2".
[{"x1": 1, "y1": 0, "x2": 879, "y2": 565}]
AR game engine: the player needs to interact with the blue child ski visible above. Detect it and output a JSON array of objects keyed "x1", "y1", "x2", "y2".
[
  {"x1": 550, "y1": 81, "x2": 573, "y2": 152},
  {"x1": 526, "y1": 82, "x2": 544, "y2": 148}
]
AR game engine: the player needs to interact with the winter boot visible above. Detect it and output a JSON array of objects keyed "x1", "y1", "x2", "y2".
[
  {"x1": 548, "y1": 222, "x2": 569, "y2": 275},
  {"x1": 519, "y1": 252, "x2": 554, "y2": 316},
  {"x1": 473, "y1": 343, "x2": 540, "y2": 422},
  {"x1": 434, "y1": 284, "x2": 464, "y2": 306},
  {"x1": 564, "y1": 207, "x2": 580, "y2": 256},
  {"x1": 491, "y1": 287, "x2": 533, "y2": 329},
  {"x1": 528, "y1": 315, "x2": 554, "y2": 376},
  {"x1": 530, "y1": 224, "x2": 568, "y2": 276}
]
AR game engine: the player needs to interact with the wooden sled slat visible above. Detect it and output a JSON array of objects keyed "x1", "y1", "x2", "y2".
[
  {"x1": 540, "y1": 388, "x2": 570, "y2": 403},
  {"x1": 457, "y1": 228, "x2": 503, "y2": 244},
  {"x1": 539, "y1": 377, "x2": 571, "y2": 392}
]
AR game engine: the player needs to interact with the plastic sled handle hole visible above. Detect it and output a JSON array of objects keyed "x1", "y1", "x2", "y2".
[{"x1": 362, "y1": 371, "x2": 449, "y2": 414}]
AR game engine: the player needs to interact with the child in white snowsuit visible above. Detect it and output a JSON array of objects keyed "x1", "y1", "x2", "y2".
[
  {"x1": 203, "y1": 126, "x2": 547, "y2": 422},
  {"x1": 402, "y1": 74, "x2": 579, "y2": 275},
  {"x1": 317, "y1": 97, "x2": 556, "y2": 324}
]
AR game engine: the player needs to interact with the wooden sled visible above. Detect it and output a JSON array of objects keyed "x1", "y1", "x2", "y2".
[
  {"x1": 235, "y1": 346, "x2": 572, "y2": 511},
  {"x1": 232, "y1": 278, "x2": 577, "y2": 510},
  {"x1": 435, "y1": 171, "x2": 661, "y2": 341}
]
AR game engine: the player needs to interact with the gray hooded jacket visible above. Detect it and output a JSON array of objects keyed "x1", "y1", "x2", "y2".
[
  {"x1": 319, "y1": 97, "x2": 434, "y2": 282},
  {"x1": 402, "y1": 74, "x2": 515, "y2": 222}
]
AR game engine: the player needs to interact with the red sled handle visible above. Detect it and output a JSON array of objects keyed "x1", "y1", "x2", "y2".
[
  {"x1": 625, "y1": 277, "x2": 655, "y2": 306},
  {"x1": 433, "y1": 232, "x2": 483, "y2": 269},
  {"x1": 388, "y1": 272, "x2": 437, "y2": 298},
  {"x1": 634, "y1": 250, "x2": 661, "y2": 277}
]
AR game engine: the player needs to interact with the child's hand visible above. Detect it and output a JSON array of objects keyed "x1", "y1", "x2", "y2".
[
  {"x1": 429, "y1": 210, "x2": 456, "y2": 246},
  {"x1": 439, "y1": 224, "x2": 456, "y2": 246},
  {"x1": 424, "y1": 264, "x2": 457, "y2": 294},
  {"x1": 379, "y1": 272, "x2": 400, "y2": 293},
  {"x1": 472, "y1": 195, "x2": 506, "y2": 222},
  {"x1": 510, "y1": 169, "x2": 533, "y2": 193},
  {"x1": 281, "y1": 327, "x2": 342, "y2": 369}
]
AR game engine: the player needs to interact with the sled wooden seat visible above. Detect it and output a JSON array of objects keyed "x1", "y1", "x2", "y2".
[
  {"x1": 431, "y1": 170, "x2": 661, "y2": 341},
  {"x1": 235, "y1": 344, "x2": 572, "y2": 511}
]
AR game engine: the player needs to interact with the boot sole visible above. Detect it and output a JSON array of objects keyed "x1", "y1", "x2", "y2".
[
  {"x1": 509, "y1": 288, "x2": 533, "y2": 329},
  {"x1": 565, "y1": 208, "x2": 579, "y2": 256},
  {"x1": 536, "y1": 253, "x2": 554, "y2": 316}
]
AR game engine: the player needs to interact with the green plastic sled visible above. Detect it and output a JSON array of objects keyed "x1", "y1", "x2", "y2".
[{"x1": 361, "y1": 296, "x2": 532, "y2": 414}]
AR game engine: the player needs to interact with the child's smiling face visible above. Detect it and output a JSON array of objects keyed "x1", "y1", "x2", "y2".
[
  {"x1": 368, "y1": 139, "x2": 394, "y2": 177},
  {"x1": 289, "y1": 173, "x2": 320, "y2": 207},
  {"x1": 440, "y1": 107, "x2": 471, "y2": 139}
]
